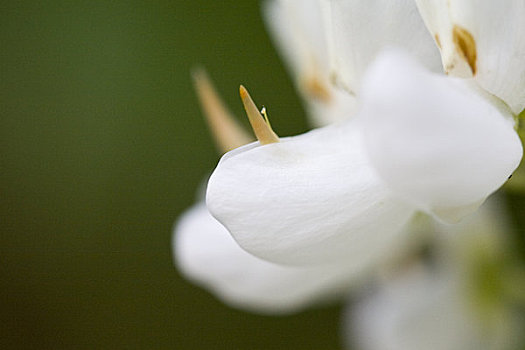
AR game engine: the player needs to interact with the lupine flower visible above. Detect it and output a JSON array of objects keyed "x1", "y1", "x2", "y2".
[
  {"x1": 206, "y1": 0, "x2": 523, "y2": 267},
  {"x1": 175, "y1": 70, "x2": 402, "y2": 314},
  {"x1": 174, "y1": 0, "x2": 525, "y2": 339}
]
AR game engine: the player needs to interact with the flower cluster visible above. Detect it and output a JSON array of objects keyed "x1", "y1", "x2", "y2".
[{"x1": 174, "y1": 0, "x2": 525, "y2": 348}]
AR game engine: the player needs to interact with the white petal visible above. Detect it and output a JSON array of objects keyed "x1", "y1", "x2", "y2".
[
  {"x1": 263, "y1": 0, "x2": 357, "y2": 126},
  {"x1": 206, "y1": 121, "x2": 415, "y2": 266},
  {"x1": 305, "y1": 87, "x2": 357, "y2": 127},
  {"x1": 415, "y1": 0, "x2": 525, "y2": 114},
  {"x1": 174, "y1": 202, "x2": 362, "y2": 314},
  {"x1": 322, "y1": 0, "x2": 442, "y2": 95},
  {"x1": 360, "y1": 50, "x2": 522, "y2": 222},
  {"x1": 346, "y1": 269, "x2": 487, "y2": 350},
  {"x1": 263, "y1": 0, "x2": 330, "y2": 81}
]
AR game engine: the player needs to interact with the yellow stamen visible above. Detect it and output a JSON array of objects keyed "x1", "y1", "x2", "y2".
[
  {"x1": 192, "y1": 68, "x2": 252, "y2": 153},
  {"x1": 260, "y1": 107, "x2": 272, "y2": 128},
  {"x1": 239, "y1": 85, "x2": 279, "y2": 145}
]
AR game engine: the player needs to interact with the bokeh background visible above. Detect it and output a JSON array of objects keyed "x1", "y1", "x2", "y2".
[
  {"x1": 1, "y1": 1, "x2": 344, "y2": 349},
  {"x1": 2, "y1": 1, "x2": 525, "y2": 349}
]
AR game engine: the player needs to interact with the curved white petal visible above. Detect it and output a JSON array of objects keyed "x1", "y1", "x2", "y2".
[
  {"x1": 206, "y1": 121, "x2": 415, "y2": 266},
  {"x1": 345, "y1": 269, "x2": 498, "y2": 350},
  {"x1": 360, "y1": 50, "x2": 522, "y2": 222},
  {"x1": 263, "y1": 0, "x2": 357, "y2": 126},
  {"x1": 322, "y1": 0, "x2": 442, "y2": 95},
  {"x1": 415, "y1": 0, "x2": 525, "y2": 114},
  {"x1": 175, "y1": 202, "x2": 363, "y2": 314}
]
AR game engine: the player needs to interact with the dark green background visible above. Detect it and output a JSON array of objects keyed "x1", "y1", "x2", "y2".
[
  {"x1": 2, "y1": 1, "x2": 524, "y2": 349},
  {"x1": 1, "y1": 1, "x2": 344, "y2": 349}
]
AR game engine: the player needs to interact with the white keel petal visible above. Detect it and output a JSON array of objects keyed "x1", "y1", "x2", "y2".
[{"x1": 207, "y1": 122, "x2": 415, "y2": 266}]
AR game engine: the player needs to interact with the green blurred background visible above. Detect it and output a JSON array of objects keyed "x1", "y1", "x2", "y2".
[
  {"x1": 0, "y1": 1, "x2": 345, "y2": 349},
  {"x1": 2, "y1": 1, "x2": 525, "y2": 349}
]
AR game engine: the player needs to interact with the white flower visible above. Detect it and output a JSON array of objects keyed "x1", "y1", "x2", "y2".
[
  {"x1": 206, "y1": 0, "x2": 523, "y2": 268},
  {"x1": 175, "y1": 0, "x2": 525, "y2": 317},
  {"x1": 175, "y1": 70, "x2": 418, "y2": 313}
]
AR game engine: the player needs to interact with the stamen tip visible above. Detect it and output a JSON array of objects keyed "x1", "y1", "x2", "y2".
[{"x1": 239, "y1": 85, "x2": 248, "y2": 99}]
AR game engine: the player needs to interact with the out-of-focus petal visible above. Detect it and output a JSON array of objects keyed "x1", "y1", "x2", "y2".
[
  {"x1": 263, "y1": 0, "x2": 356, "y2": 126},
  {"x1": 305, "y1": 86, "x2": 357, "y2": 127},
  {"x1": 322, "y1": 0, "x2": 442, "y2": 95},
  {"x1": 346, "y1": 269, "x2": 487, "y2": 350},
  {"x1": 206, "y1": 121, "x2": 415, "y2": 266},
  {"x1": 175, "y1": 203, "x2": 364, "y2": 314},
  {"x1": 360, "y1": 50, "x2": 522, "y2": 222},
  {"x1": 263, "y1": 0, "x2": 330, "y2": 81},
  {"x1": 415, "y1": 0, "x2": 525, "y2": 114},
  {"x1": 432, "y1": 197, "x2": 525, "y2": 335},
  {"x1": 344, "y1": 197, "x2": 524, "y2": 350}
]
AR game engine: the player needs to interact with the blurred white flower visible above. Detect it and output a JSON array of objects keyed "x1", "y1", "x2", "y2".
[{"x1": 346, "y1": 199, "x2": 525, "y2": 350}]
